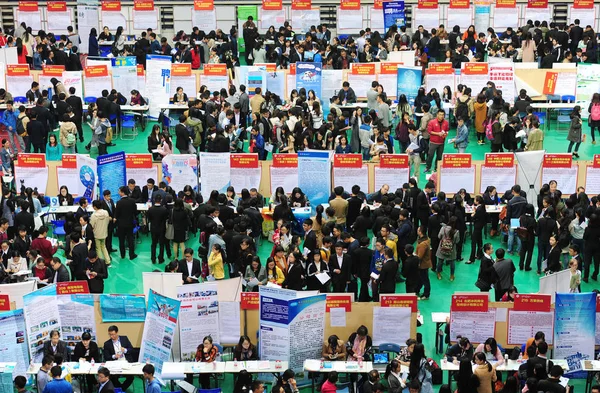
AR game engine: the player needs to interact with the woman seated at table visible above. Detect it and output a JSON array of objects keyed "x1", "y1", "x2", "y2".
[
  {"x1": 346, "y1": 325, "x2": 373, "y2": 361},
  {"x1": 98, "y1": 26, "x2": 112, "y2": 42},
  {"x1": 322, "y1": 335, "x2": 347, "y2": 361},
  {"x1": 58, "y1": 186, "x2": 74, "y2": 206},
  {"x1": 244, "y1": 256, "x2": 267, "y2": 291},
  {"x1": 7, "y1": 251, "x2": 28, "y2": 278},
  {"x1": 234, "y1": 335, "x2": 259, "y2": 361},
  {"x1": 147, "y1": 124, "x2": 162, "y2": 160},
  {"x1": 475, "y1": 337, "x2": 504, "y2": 365},
  {"x1": 172, "y1": 87, "x2": 188, "y2": 104},
  {"x1": 33, "y1": 257, "x2": 52, "y2": 283},
  {"x1": 157, "y1": 132, "x2": 173, "y2": 157},
  {"x1": 290, "y1": 187, "x2": 309, "y2": 207},
  {"x1": 226, "y1": 186, "x2": 239, "y2": 207},
  {"x1": 73, "y1": 332, "x2": 100, "y2": 393},
  {"x1": 185, "y1": 335, "x2": 219, "y2": 389},
  {"x1": 270, "y1": 187, "x2": 286, "y2": 206},
  {"x1": 130, "y1": 89, "x2": 146, "y2": 106}
]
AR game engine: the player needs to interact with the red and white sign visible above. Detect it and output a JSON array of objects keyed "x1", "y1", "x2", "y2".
[
  {"x1": 380, "y1": 294, "x2": 418, "y2": 312},
  {"x1": 514, "y1": 294, "x2": 551, "y2": 312},
  {"x1": 230, "y1": 154, "x2": 261, "y2": 193},
  {"x1": 418, "y1": 0, "x2": 438, "y2": 8},
  {"x1": 451, "y1": 294, "x2": 489, "y2": 312},
  {"x1": 133, "y1": 0, "x2": 154, "y2": 10},
  {"x1": 291, "y1": 0, "x2": 311, "y2": 9},
  {"x1": 126, "y1": 154, "x2": 156, "y2": 191},
  {"x1": 0, "y1": 294, "x2": 10, "y2": 311},
  {"x1": 18, "y1": 1, "x2": 38, "y2": 11},
  {"x1": 47, "y1": 1, "x2": 67, "y2": 12},
  {"x1": 340, "y1": 0, "x2": 361, "y2": 9},
  {"x1": 527, "y1": 0, "x2": 547, "y2": 7},
  {"x1": 7, "y1": 65, "x2": 31, "y2": 77},
  {"x1": 333, "y1": 154, "x2": 368, "y2": 197},
  {"x1": 262, "y1": 0, "x2": 283, "y2": 10},
  {"x1": 375, "y1": 155, "x2": 409, "y2": 195},
  {"x1": 57, "y1": 281, "x2": 90, "y2": 295},
  {"x1": 85, "y1": 65, "x2": 109, "y2": 78},
  {"x1": 101, "y1": 0, "x2": 121, "y2": 11},
  {"x1": 543, "y1": 72, "x2": 559, "y2": 95},
  {"x1": 194, "y1": 0, "x2": 214, "y2": 10},
  {"x1": 241, "y1": 292, "x2": 259, "y2": 310},
  {"x1": 171, "y1": 63, "x2": 192, "y2": 76},
  {"x1": 542, "y1": 154, "x2": 578, "y2": 194},
  {"x1": 42, "y1": 65, "x2": 65, "y2": 76},
  {"x1": 449, "y1": 0, "x2": 469, "y2": 8},
  {"x1": 480, "y1": 153, "x2": 517, "y2": 193},
  {"x1": 496, "y1": 0, "x2": 516, "y2": 7},
  {"x1": 450, "y1": 294, "x2": 496, "y2": 343},
  {"x1": 326, "y1": 294, "x2": 353, "y2": 312}
]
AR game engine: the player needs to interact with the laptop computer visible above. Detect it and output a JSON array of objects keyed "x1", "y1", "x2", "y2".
[{"x1": 373, "y1": 352, "x2": 389, "y2": 365}]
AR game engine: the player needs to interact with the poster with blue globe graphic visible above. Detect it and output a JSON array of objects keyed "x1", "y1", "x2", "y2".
[
  {"x1": 397, "y1": 66, "x2": 422, "y2": 105},
  {"x1": 76, "y1": 154, "x2": 98, "y2": 201}
]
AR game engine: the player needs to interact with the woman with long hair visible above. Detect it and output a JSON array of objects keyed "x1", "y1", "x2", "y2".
[
  {"x1": 266, "y1": 257, "x2": 285, "y2": 285},
  {"x1": 306, "y1": 250, "x2": 329, "y2": 292},
  {"x1": 157, "y1": 132, "x2": 173, "y2": 157},
  {"x1": 456, "y1": 359, "x2": 479, "y2": 393},
  {"x1": 171, "y1": 199, "x2": 191, "y2": 259},
  {"x1": 473, "y1": 352, "x2": 496, "y2": 393},
  {"x1": 521, "y1": 32, "x2": 536, "y2": 62},
  {"x1": 148, "y1": 124, "x2": 162, "y2": 160},
  {"x1": 385, "y1": 359, "x2": 406, "y2": 393},
  {"x1": 113, "y1": 26, "x2": 125, "y2": 54},
  {"x1": 408, "y1": 344, "x2": 433, "y2": 393},
  {"x1": 567, "y1": 105, "x2": 583, "y2": 157},
  {"x1": 46, "y1": 133, "x2": 63, "y2": 161}
]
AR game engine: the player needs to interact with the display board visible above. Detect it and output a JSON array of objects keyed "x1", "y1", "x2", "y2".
[
  {"x1": 374, "y1": 154, "x2": 409, "y2": 192},
  {"x1": 449, "y1": 294, "x2": 495, "y2": 344},
  {"x1": 298, "y1": 150, "x2": 332, "y2": 208},
  {"x1": 101, "y1": 11, "x2": 127, "y2": 30},
  {"x1": 568, "y1": 5, "x2": 596, "y2": 27},
  {"x1": 541, "y1": 154, "x2": 578, "y2": 195},
  {"x1": 56, "y1": 283, "x2": 97, "y2": 353},
  {"x1": 377, "y1": 63, "x2": 400, "y2": 99},
  {"x1": 163, "y1": 154, "x2": 199, "y2": 194},
  {"x1": 370, "y1": 6, "x2": 384, "y2": 31},
  {"x1": 525, "y1": 6, "x2": 551, "y2": 24},
  {"x1": 489, "y1": 62, "x2": 515, "y2": 103},
  {"x1": 337, "y1": 8, "x2": 363, "y2": 32},
  {"x1": 439, "y1": 154, "x2": 476, "y2": 194},
  {"x1": 126, "y1": 154, "x2": 158, "y2": 194},
  {"x1": 332, "y1": 155, "x2": 368, "y2": 194},
  {"x1": 586, "y1": 162, "x2": 600, "y2": 195},
  {"x1": 372, "y1": 307, "x2": 411, "y2": 346},
  {"x1": 84, "y1": 65, "x2": 111, "y2": 99},
  {"x1": 230, "y1": 154, "x2": 262, "y2": 192},
  {"x1": 291, "y1": 9, "x2": 320, "y2": 33},
  {"x1": 480, "y1": 153, "x2": 517, "y2": 194},
  {"x1": 492, "y1": 6, "x2": 518, "y2": 31},
  {"x1": 146, "y1": 55, "x2": 172, "y2": 118},
  {"x1": 23, "y1": 285, "x2": 61, "y2": 362},
  {"x1": 348, "y1": 64, "x2": 375, "y2": 99},
  {"x1": 15, "y1": 10, "x2": 42, "y2": 30},
  {"x1": 47, "y1": 9, "x2": 73, "y2": 34},
  {"x1": 447, "y1": 7, "x2": 473, "y2": 29},
  {"x1": 0, "y1": 309, "x2": 29, "y2": 377},
  {"x1": 0, "y1": 281, "x2": 35, "y2": 310},
  {"x1": 133, "y1": 8, "x2": 159, "y2": 30},
  {"x1": 576, "y1": 64, "x2": 600, "y2": 119},
  {"x1": 259, "y1": 8, "x2": 286, "y2": 30},
  {"x1": 425, "y1": 63, "x2": 455, "y2": 97},
  {"x1": 199, "y1": 152, "x2": 229, "y2": 200},
  {"x1": 192, "y1": 8, "x2": 217, "y2": 31},
  {"x1": 270, "y1": 154, "x2": 298, "y2": 193},
  {"x1": 538, "y1": 269, "x2": 571, "y2": 303},
  {"x1": 15, "y1": 154, "x2": 49, "y2": 195},
  {"x1": 112, "y1": 66, "x2": 138, "y2": 97},
  {"x1": 412, "y1": 7, "x2": 439, "y2": 30},
  {"x1": 507, "y1": 311, "x2": 554, "y2": 345},
  {"x1": 99, "y1": 294, "x2": 147, "y2": 322},
  {"x1": 460, "y1": 63, "x2": 489, "y2": 97}
]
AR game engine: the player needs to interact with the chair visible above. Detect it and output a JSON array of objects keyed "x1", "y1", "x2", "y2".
[
  {"x1": 176, "y1": 381, "x2": 196, "y2": 393},
  {"x1": 120, "y1": 113, "x2": 137, "y2": 140},
  {"x1": 84, "y1": 97, "x2": 97, "y2": 105},
  {"x1": 336, "y1": 382, "x2": 351, "y2": 393},
  {"x1": 50, "y1": 220, "x2": 66, "y2": 237},
  {"x1": 198, "y1": 389, "x2": 221, "y2": 393},
  {"x1": 555, "y1": 111, "x2": 571, "y2": 131},
  {"x1": 378, "y1": 343, "x2": 402, "y2": 359},
  {"x1": 533, "y1": 111, "x2": 546, "y2": 130},
  {"x1": 561, "y1": 95, "x2": 576, "y2": 103},
  {"x1": 13, "y1": 96, "x2": 27, "y2": 104}
]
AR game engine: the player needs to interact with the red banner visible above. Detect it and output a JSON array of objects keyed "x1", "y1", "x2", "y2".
[
  {"x1": 495, "y1": 0, "x2": 516, "y2": 7},
  {"x1": 203, "y1": 64, "x2": 227, "y2": 76},
  {"x1": 341, "y1": 0, "x2": 361, "y2": 9},
  {"x1": 527, "y1": 0, "x2": 547, "y2": 7},
  {"x1": 47, "y1": 1, "x2": 67, "y2": 11},
  {"x1": 194, "y1": 0, "x2": 214, "y2": 10},
  {"x1": 451, "y1": 294, "x2": 489, "y2": 312},
  {"x1": 19, "y1": 1, "x2": 39, "y2": 11},
  {"x1": 62, "y1": 154, "x2": 77, "y2": 169},
  {"x1": 449, "y1": 0, "x2": 469, "y2": 8},
  {"x1": 418, "y1": 0, "x2": 438, "y2": 8},
  {"x1": 573, "y1": 0, "x2": 594, "y2": 8},
  {"x1": 137, "y1": 64, "x2": 145, "y2": 76},
  {"x1": 241, "y1": 292, "x2": 259, "y2": 310},
  {"x1": 380, "y1": 63, "x2": 403, "y2": 74},
  {"x1": 231, "y1": 154, "x2": 259, "y2": 168},
  {"x1": 262, "y1": 0, "x2": 283, "y2": 9},
  {"x1": 593, "y1": 155, "x2": 600, "y2": 169},
  {"x1": 542, "y1": 72, "x2": 558, "y2": 95},
  {"x1": 85, "y1": 65, "x2": 109, "y2": 78},
  {"x1": 57, "y1": 281, "x2": 90, "y2": 295},
  {"x1": 374, "y1": 0, "x2": 384, "y2": 8},
  {"x1": 7, "y1": 64, "x2": 31, "y2": 77},
  {"x1": 171, "y1": 63, "x2": 192, "y2": 76},
  {"x1": 102, "y1": 0, "x2": 121, "y2": 10},
  {"x1": 272, "y1": 154, "x2": 298, "y2": 168},
  {"x1": 513, "y1": 294, "x2": 551, "y2": 312},
  {"x1": 351, "y1": 63, "x2": 376, "y2": 75},
  {"x1": 288, "y1": 63, "x2": 296, "y2": 75},
  {"x1": 0, "y1": 294, "x2": 10, "y2": 311},
  {"x1": 462, "y1": 62, "x2": 488, "y2": 75},
  {"x1": 133, "y1": 0, "x2": 154, "y2": 10},
  {"x1": 42, "y1": 65, "x2": 65, "y2": 76},
  {"x1": 442, "y1": 154, "x2": 472, "y2": 168},
  {"x1": 291, "y1": 0, "x2": 311, "y2": 9},
  {"x1": 17, "y1": 153, "x2": 46, "y2": 168},
  {"x1": 596, "y1": 293, "x2": 600, "y2": 312},
  {"x1": 380, "y1": 294, "x2": 418, "y2": 312},
  {"x1": 126, "y1": 154, "x2": 153, "y2": 168},
  {"x1": 543, "y1": 153, "x2": 572, "y2": 168},
  {"x1": 484, "y1": 153, "x2": 514, "y2": 167},
  {"x1": 379, "y1": 154, "x2": 409, "y2": 168},
  {"x1": 326, "y1": 294, "x2": 352, "y2": 312},
  {"x1": 333, "y1": 154, "x2": 362, "y2": 168},
  {"x1": 427, "y1": 63, "x2": 454, "y2": 75}
]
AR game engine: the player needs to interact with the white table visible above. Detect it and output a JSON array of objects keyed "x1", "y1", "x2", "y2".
[
  {"x1": 432, "y1": 312, "x2": 450, "y2": 354},
  {"x1": 42, "y1": 203, "x2": 150, "y2": 216},
  {"x1": 530, "y1": 103, "x2": 578, "y2": 110},
  {"x1": 224, "y1": 360, "x2": 288, "y2": 374},
  {"x1": 27, "y1": 361, "x2": 146, "y2": 376},
  {"x1": 464, "y1": 205, "x2": 505, "y2": 214},
  {"x1": 121, "y1": 105, "x2": 149, "y2": 112},
  {"x1": 0, "y1": 104, "x2": 35, "y2": 110},
  {"x1": 581, "y1": 359, "x2": 600, "y2": 393},
  {"x1": 162, "y1": 103, "x2": 190, "y2": 110}
]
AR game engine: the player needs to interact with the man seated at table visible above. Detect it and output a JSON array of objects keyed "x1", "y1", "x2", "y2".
[
  {"x1": 103, "y1": 325, "x2": 134, "y2": 391},
  {"x1": 337, "y1": 81, "x2": 357, "y2": 105}
]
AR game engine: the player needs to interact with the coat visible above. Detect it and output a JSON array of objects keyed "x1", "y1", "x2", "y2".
[
  {"x1": 85, "y1": 258, "x2": 108, "y2": 293},
  {"x1": 567, "y1": 115, "x2": 583, "y2": 143},
  {"x1": 416, "y1": 237, "x2": 432, "y2": 269},
  {"x1": 378, "y1": 258, "x2": 399, "y2": 294},
  {"x1": 473, "y1": 364, "x2": 497, "y2": 393},
  {"x1": 525, "y1": 128, "x2": 544, "y2": 151},
  {"x1": 474, "y1": 102, "x2": 488, "y2": 134},
  {"x1": 90, "y1": 209, "x2": 110, "y2": 240}
]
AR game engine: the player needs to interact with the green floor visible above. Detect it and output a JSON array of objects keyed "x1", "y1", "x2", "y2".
[{"x1": 69, "y1": 119, "x2": 596, "y2": 392}]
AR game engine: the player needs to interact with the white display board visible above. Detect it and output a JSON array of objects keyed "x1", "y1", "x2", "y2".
[
  {"x1": 270, "y1": 166, "x2": 298, "y2": 194},
  {"x1": 538, "y1": 269, "x2": 571, "y2": 303},
  {"x1": 15, "y1": 10, "x2": 42, "y2": 31},
  {"x1": 412, "y1": 8, "x2": 439, "y2": 30},
  {"x1": 47, "y1": 10, "x2": 73, "y2": 34},
  {"x1": 347, "y1": 74, "x2": 374, "y2": 99},
  {"x1": 333, "y1": 166, "x2": 369, "y2": 196},
  {"x1": 133, "y1": 8, "x2": 158, "y2": 30},
  {"x1": 555, "y1": 72, "x2": 577, "y2": 97},
  {"x1": 370, "y1": 6, "x2": 384, "y2": 31},
  {"x1": 337, "y1": 8, "x2": 364, "y2": 32},
  {"x1": 230, "y1": 166, "x2": 262, "y2": 192},
  {"x1": 291, "y1": 9, "x2": 320, "y2": 34},
  {"x1": 0, "y1": 48, "x2": 18, "y2": 66},
  {"x1": 525, "y1": 7, "x2": 551, "y2": 24},
  {"x1": 585, "y1": 165, "x2": 600, "y2": 195},
  {"x1": 101, "y1": 11, "x2": 127, "y2": 30},
  {"x1": 480, "y1": 166, "x2": 517, "y2": 194},
  {"x1": 447, "y1": 7, "x2": 473, "y2": 30},
  {"x1": 259, "y1": 8, "x2": 287, "y2": 31},
  {"x1": 83, "y1": 74, "x2": 112, "y2": 99},
  {"x1": 450, "y1": 309, "x2": 496, "y2": 344},
  {"x1": 492, "y1": 7, "x2": 519, "y2": 31},
  {"x1": 192, "y1": 8, "x2": 217, "y2": 32},
  {"x1": 6, "y1": 75, "x2": 34, "y2": 97},
  {"x1": 0, "y1": 281, "x2": 36, "y2": 309},
  {"x1": 372, "y1": 307, "x2": 411, "y2": 346},
  {"x1": 489, "y1": 62, "x2": 515, "y2": 104},
  {"x1": 440, "y1": 166, "x2": 476, "y2": 194},
  {"x1": 77, "y1": 4, "x2": 99, "y2": 54},
  {"x1": 568, "y1": 5, "x2": 596, "y2": 28},
  {"x1": 374, "y1": 166, "x2": 409, "y2": 193},
  {"x1": 426, "y1": 73, "x2": 455, "y2": 99},
  {"x1": 541, "y1": 166, "x2": 578, "y2": 195},
  {"x1": 170, "y1": 75, "x2": 197, "y2": 97},
  {"x1": 507, "y1": 310, "x2": 554, "y2": 345},
  {"x1": 378, "y1": 73, "x2": 398, "y2": 99}
]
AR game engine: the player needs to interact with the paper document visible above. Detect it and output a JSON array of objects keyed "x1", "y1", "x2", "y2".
[
  {"x1": 559, "y1": 377, "x2": 569, "y2": 387},
  {"x1": 407, "y1": 142, "x2": 420, "y2": 151},
  {"x1": 316, "y1": 272, "x2": 330, "y2": 284},
  {"x1": 330, "y1": 307, "x2": 346, "y2": 327},
  {"x1": 370, "y1": 272, "x2": 380, "y2": 280},
  {"x1": 302, "y1": 247, "x2": 311, "y2": 257},
  {"x1": 245, "y1": 277, "x2": 259, "y2": 287},
  {"x1": 258, "y1": 361, "x2": 271, "y2": 370},
  {"x1": 510, "y1": 218, "x2": 519, "y2": 229}
]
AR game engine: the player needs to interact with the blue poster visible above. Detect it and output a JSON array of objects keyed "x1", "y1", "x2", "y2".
[
  {"x1": 99, "y1": 294, "x2": 147, "y2": 322},
  {"x1": 0, "y1": 310, "x2": 29, "y2": 378},
  {"x1": 298, "y1": 151, "x2": 331, "y2": 209},
  {"x1": 296, "y1": 62, "x2": 323, "y2": 99},
  {"x1": 97, "y1": 151, "x2": 127, "y2": 203},
  {"x1": 554, "y1": 293, "x2": 596, "y2": 377},
  {"x1": 139, "y1": 290, "x2": 181, "y2": 379},
  {"x1": 383, "y1": 1, "x2": 405, "y2": 33},
  {"x1": 112, "y1": 56, "x2": 137, "y2": 67},
  {"x1": 397, "y1": 66, "x2": 422, "y2": 105}
]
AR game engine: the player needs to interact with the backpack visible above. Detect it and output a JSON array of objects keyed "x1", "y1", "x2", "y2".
[
  {"x1": 485, "y1": 119, "x2": 497, "y2": 140},
  {"x1": 439, "y1": 229, "x2": 455, "y2": 257},
  {"x1": 592, "y1": 104, "x2": 600, "y2": 121},
  {"x1": 455, "y1": 98, "x2": 470, "y2": 120},
  {"x1": 557, "y1": 228, "x2": 572, "y2": 249},
  {"x1": 66, "y1": 131, "x2": 76, "y2": 146},
  {"x1": 16, "y1": 117, "x2": 26, "y2": 136},
  {"x1": 105, "y1": 126, "x2": 113, "y2": 143},
  {"x1": 406, "y1": 221, "x2": 417, "y2": 244}
]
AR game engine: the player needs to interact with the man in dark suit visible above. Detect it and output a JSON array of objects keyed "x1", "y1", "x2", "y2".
[
  {"x1": 114, "y1": 186, "x2": 138, "y2": 260},
  {"x1": 126, "y1": 180, "x2": 142, "y2": 202},
  {"x1": 49, "y1": 258, "x2": 70, "y2": 283},
  {"x1": 147, "y1": 195, "x2": 169, "y2": 264},
  {"x1": 96, "y1": 90, "x2": 111, "y2": 116},
  {"x1": 346, "y1": 185, "x2": 364, "y2": 228},
  {"x1": 232, "y1": 103, "x2": 247, "y2": 128},
  {"x1": 97, "y1": 367, "x2": 116, "y2": 393},
  {"x1": 101, "y1": 190, "x2": 116, "y2": 253},
  {"x1": 103, "y1": 326, "x2": 134, "y2": 391},
  {"x1": 329, "y1": 242, "x2": 352, "y2": 293},
  {"x1": 302, "y1": 218, "x2": 317, "y2": 256},
  {"x1": 139, "y1": 178, "x2": 159, "y2": 203},
  {"x1": 243, "y1": 199, "x2": 263, "y2": 245},
  {"x1": 66, "y1": 87, "x2": 84, "y2": 142},
  {"x1": 353, "y1": 237, "x2": 374, "y2": 302},
  {"x1": 377, "y1": 248, "x2": 398, "y2": 294},
  {"x1": 84, "y1": 251, "x2": 108, "y2": 294},
  {"x1": 75, "y1": 198, "x2": 89, "y2": 221},
  {"x1": 55, "y1": 93, "x2": 70, "y2": 120},
  {"x1": 178, "y1": 248, "x2": 202, "y2": 284},
  {"x1": 43, "y1": 330, "x2": 69, "y2": 361},
  {"x1": 70, "y1": 232, "x2": 89, "y2": 280},
  {"x1": 80, "y1": 215, "x2": 95, "y2": 252},
  {"x1": 526, "y1": 341, "x2": 554, "y2": 378}
]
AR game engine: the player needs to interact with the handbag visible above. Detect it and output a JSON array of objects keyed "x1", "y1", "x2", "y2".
[
  {"x1": 475, "y1": 278, "x2": 491, "y2": 291},
  {"x1": 165, "y1": 211, "x2": 174, "y2": 240}
]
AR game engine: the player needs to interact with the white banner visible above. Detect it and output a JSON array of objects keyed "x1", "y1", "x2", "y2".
[
  {"x1": 374, "y1": 166, "x2": 409, "y2": 193},
  {"x1": 23, "y1": 285, "x2": 61, "y2": 363},
  {"x1": 84, "y1": 74, "x2": 112, "y2": 100},
  {"x1": 112, "y1": 66, "x2": 138, "y2": 98},
  {"x1": 57, "y1": 294, "x2": 97, "y2": 352},
  {"x1": 0, "y1": 309, "x2": 30, "y2": 377},
  {"x1": 492, "y1": 7, "x2": 518, "y2": 31},
  {"x1": 6, "y1": 75, "x2": 34, "y2": 98},
  {"x1": 480, "y1": 166, "x2": 516, "y2": 194},
  {"x1": 412, "y1": 8, "x2": 439, "y2": 30},
  {"x1": 47, "y1": 10, "x2": 72, "y2": 34},
  {"x1": 372, "y1": 307, "x2": 411, "y2": 346},
  {"x1": 270, "y1": 167, "x2": 298, "y2": 194},
  {"x1": 230, "y1": 166, "x2": 262, "y2": 193},
  {"x1": 291, "y1": 9, "x2": 320, "y2": 33},
  {"x1": 170, "y1": 75, "x2": 197, "y2": 97},
  {"x1": 177, "y1": 283, "x2": 220, "y2": 360},
  {"x1": 76, "y1": 154, "x2": 98, "y2": 200},
  {"x1": 101, "y1": 11, "x2": 127, "y2": 31},
  {"x1": 489, "y1": 62, "x2": 515, "y2": 103},
  {"x1": 15, "y1": 165, "x2": 48, "y2": 195},
  {"x1": 133, "y1": 8, "x2": 158, "y2": 30},
  {"x1": 15, "y1": 10, "x2": 42, "y2": 31},
  {"x1": 439, "y1": 166, "x2": 476, "y2": 194},
  {"x1": 541, "y1": 166, "x2": 578, "y2": 195},
  {"x1": 447, "y1": 7, "x2": 473, "y2": 30},
  {"x1": 199, "y1": 152, "x2": 230, "y2": 200},
  {"x1": 507, "y1": 310, "x2": 554, "y2": 345},
  {"x1": 56, "y1": 167, "x2": 80, "y2": 197},
  {"x1": 146, "y1": 55, "x2": 172, "y2": 118},
  {"x1": 127, "y1": 167, "x2": 158, "y2": 193},
  {"x1": 77, "y1": 4, "x2": 99, "y2": 54},
  {"x1": 337, "y1": 8, "x2": 363, "y2": 32},
  {"x1": 450, "y1": 309, "x2": 496, "y2": 344},
  {"x1": 333, "y1": 166, "x2": 369, "y2": 195},
  {"x1": 192, "y1": 9, "x2": 217, "y2": 32}
]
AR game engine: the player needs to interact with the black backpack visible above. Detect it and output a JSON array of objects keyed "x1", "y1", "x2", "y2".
[
  {"x1": 455, "y1": 98, "x2": 470, "y2": 120},
  {"x1": 16, "y1": 116, "x2": 26, "y2": 136}
]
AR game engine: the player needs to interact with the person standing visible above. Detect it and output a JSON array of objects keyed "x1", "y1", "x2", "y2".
[
  {"x1": 402, "y1": 245, "x2": 421, "y2": 294},
  {"x1": 329, "y1": 186, "x2": 349, "y2": 227},
  {"x1": 101, "y1": 190, "x2": 116, "y2": 253},
  {"x1": 567, "y1": 106, "x2": 583, "y2": 158},
  {"x1": 329, "y1": 242, "x2": 352, "y2": 293},
  {"x1": 42, "y1": 366, "x2": 72, "y2": 393},
  {"x1": 84, "y1": 251, "x2": 108, "y2": 294},
  {"x1": 415, "y1": 226, "x2": 432, "y2": 300},
  {"x1": 114, "y1": 186, "x2": 138, "y2": 260},
  {"x1": 96, "y1": 367, "x2": 115, "y2": 393},
  {"x1": 147, "y1": 195, "x2": 168, "y2": 264},
  {"x1": 377, "y1": 248, "x2": 398, "y2": 295},
  {"x1": 493, "y1": 248, "x2": 516, "y2": 301},
  {"x1": 143, "y1": 365, "x2": 161, "y2": 393},
  {"x1": 477, "y1": 244, "x2": 497, "y2": 292},
  {"x1": 424, "y1": 110, "x2": 449, "y2": 173},
  {"x1": 90, "y1": 200, "x2": 111, "y2": 266},
  {"x1": 467, "y1": 196, "x2": 487, "y2": 264},
  {"x1": 436, "y1": 217, "x2": 460, "y2": 281}
]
